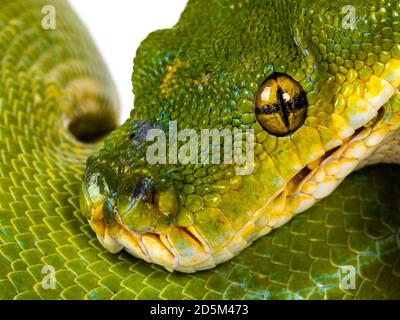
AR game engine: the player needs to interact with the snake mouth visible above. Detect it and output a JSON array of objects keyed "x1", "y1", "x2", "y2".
[
  {"x1": 89, "y1": 214, "x2": 219, "y2": 272},
  {"x1": 81, "y1": 103, "x2": 395, "y2": 273},
  {"x1": 83, "y1": 98, "x2": 398, "y2": 274},
  {"x1": 80, "y1": 157, "x2": 217, "y2": 272},
  {"x1": 263, "y1": 92, "x2": 400, "y2": 237},
  {"x1": 81, "y1": 60, "x2": 400, "y2": 273},
  {"x1": 85, "y1": 202, "x2": 218, "y2": 272}
]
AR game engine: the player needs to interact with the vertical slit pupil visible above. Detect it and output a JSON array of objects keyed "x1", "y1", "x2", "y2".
[
  {"x1": 255, "y1": 73, "x2": 308, "y2": 136},
  {"x1": 276, "y1": 86, "x2": 291, "y2": 128}
]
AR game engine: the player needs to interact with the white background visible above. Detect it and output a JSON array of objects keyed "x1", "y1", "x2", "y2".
[{"x1": 69, "y1": 0, "x2": 187, "y2": 122}]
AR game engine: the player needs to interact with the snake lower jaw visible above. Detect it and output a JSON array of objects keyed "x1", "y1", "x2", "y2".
[
  {"x1": 84, "y1": 103, "x2": 400, "y2": 274},
  {"x1": 83, "y1": 122, "x2": 399, "y2": 273},
  {"x1": 80, "y1": 60, "x2": 400, "y2": 273},
  {"x1": 285, "y1": 99, "x2": 400, "y2": 213},
  {"x1": 87, "y1": 211, "x2": 232, "y2": 273}
]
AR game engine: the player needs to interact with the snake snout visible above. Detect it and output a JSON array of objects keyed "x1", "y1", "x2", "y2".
[
  {"x1": 80, "y1": 155, "x2": 183, "y2": 259},
  {"x1": 80, "y1": 158, "x2": 216, "y2": 271},
  {"x1": 80, "y1": 156, "x2": 117, "y2": 219}
]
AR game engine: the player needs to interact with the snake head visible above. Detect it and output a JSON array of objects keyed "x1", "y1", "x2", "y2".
[{"x1": 80, "y1": 0, "x2": 400, "y2": 272}]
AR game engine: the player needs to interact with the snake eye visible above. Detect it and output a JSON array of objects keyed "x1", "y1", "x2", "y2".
[{"x1": 255, "y1": 73, "x2": 308, "y2": 136}]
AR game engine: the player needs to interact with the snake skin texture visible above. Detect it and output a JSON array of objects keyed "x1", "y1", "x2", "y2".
[{"x1": 1, "y1": 0, "x2": 400, "y2": 299}]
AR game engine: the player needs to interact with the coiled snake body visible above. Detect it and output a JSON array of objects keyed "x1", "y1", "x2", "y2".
[{"x1": 1, "y1": 0, "x2": 400, "y2": 299}]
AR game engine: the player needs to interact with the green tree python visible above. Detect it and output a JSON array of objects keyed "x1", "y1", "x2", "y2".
[{"x1": 1, "y1": 0, "x2": 400, "y2": 300}]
